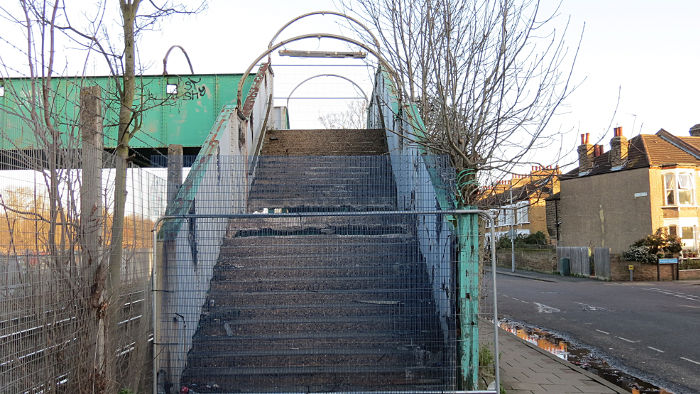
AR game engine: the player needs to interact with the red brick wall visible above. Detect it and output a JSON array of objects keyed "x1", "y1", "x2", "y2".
[
  {"x1": 680, "y1": 269, "x2": 700, "y2": 280},
  {"x1": 610, "y1": 254, "x2": 676, "y2": 281}
]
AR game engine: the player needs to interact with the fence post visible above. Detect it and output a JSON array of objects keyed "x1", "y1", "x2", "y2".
[
  {"x1": 167, "y1": 144, "x2": 183, "y2": 203},
  {"x1": 79, "y1": 85, "x2": 104, "y2": 380},
  {"x1": 158, "y1": 144, "x2": 184, "y2": 393},
  {"x1": 457, "y1": 212, "x2": 479, "y2": 390}
]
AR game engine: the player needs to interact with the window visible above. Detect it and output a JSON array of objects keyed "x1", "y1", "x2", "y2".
[
  {"x1": 668, "y1": 225, "x2": 677, "y2": 238},
  {"x1": 0, "y1": 85, "x2": 4, "y2": 97},
  {"x1": 663, "y1": 171, "x2": 695, "y2": 206},
  {"x1": 516, "y1": 201, "x2": 529, "y2": 224},
  {"x1": 505, "y1": 207, "x2": 515, "y2": 226},
  {"x1": 166, "y1": 83, "x2": 178, "y2": 95},
  {"x1": 682, "y1": 226, "x2": 694, "y2": 240}
]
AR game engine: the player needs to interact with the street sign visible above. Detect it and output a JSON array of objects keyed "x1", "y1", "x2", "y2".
[
  {"x1": 658, "y1": 258, "x2": 678, "y2": 264},
  {"x1": 628, "y1": 265, "x2": 634, "y2": 271}
]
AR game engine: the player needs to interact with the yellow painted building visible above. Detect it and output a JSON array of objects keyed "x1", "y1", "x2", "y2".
[{"x1": 480, "y1": 166, "x2": 560, "y2": 242}]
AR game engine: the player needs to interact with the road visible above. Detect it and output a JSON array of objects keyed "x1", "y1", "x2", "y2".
[{"x1": 485, "y1": 270, "x2": 700, "y2": 393}]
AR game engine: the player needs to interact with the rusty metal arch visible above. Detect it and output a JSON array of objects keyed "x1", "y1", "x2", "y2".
[
  {"x1": 268, "y1": 11, "x2": 380, "y2": 52},
  {"x1": 162, "y1": 45, "x2": 195, "y2": 75},
  {"x1": 237, "y1": 33, "x2": 400, "y2": 115},
  {"x1": 285, "y1": 73, "x2": 368, "y2": 110}
]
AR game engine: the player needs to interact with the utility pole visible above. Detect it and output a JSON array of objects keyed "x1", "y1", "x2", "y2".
[{"x1": 510, "y1": 187, "x2": 515, "y2": 273}]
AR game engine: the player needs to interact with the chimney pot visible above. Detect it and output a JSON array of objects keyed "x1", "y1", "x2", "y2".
[
  {"x1": 580, "y1": 134, "x2": 585, "y2": 144},
  {"x1": 585, "y1": 133, "x2": 590, "y2": 144},
  {"x1": 690, "y1": 124, "x2": 700, "y2": 137}
]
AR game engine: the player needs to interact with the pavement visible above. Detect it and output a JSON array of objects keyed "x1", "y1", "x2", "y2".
[
  {"x1": 479, "y1": 321, "x2": 628, "y2": 394},
  {"x1": 481, "y1": 268, "x2": 630, "y2": 394}
]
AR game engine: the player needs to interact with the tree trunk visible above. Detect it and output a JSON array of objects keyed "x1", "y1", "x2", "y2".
[{"x1": 105, "y1": 1, "x2": 140, "y2": 391}]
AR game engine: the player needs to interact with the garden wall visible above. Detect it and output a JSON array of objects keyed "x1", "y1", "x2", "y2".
[
  {"x1": 610, "y1": 254, "x2": 676, "y2": 281},
  {"x1": 679, "y1": 269, "x2": 700, "y2": 280},
  {"x1": 496, "y1": 247, "x2": 557, "y2": 273}
]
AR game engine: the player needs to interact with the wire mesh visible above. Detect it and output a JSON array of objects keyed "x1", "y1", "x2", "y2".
[
  {"x1": 154, "y1": 155, "x2": 490, "y2": 393},
  {"x1": 0, "y1": 159, "x2": 166, "y2": 392}
]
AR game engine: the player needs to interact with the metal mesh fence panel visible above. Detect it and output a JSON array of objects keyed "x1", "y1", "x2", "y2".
[
  {"x1": 155, "y1": 155, "x2": 492, "y2": 393},
  {"x1": 0, "y1": 159, "x2": 166, "y2": 392}
]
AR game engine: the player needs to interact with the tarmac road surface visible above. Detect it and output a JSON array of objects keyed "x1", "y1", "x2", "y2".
[{"x1": 485, "y1": 270, "x2": 700, "y2": 393}]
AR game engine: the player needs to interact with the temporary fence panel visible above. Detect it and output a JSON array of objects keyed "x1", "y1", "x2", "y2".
[
  {"x1": 593, "y1": 247, "x2": 611, "y2": 280},
  {"x1": 154, "y1": 63, "x2": 274, "y2": 390},
  {"x1": 153, "y1": 153, "x2": 490, "y2": 393},
  {"x1": 0, "y1": 160, "x2": 166, "y2": 392},
  {"x1": 369, "y1": 68, "x2": 481, "y2": 388}
]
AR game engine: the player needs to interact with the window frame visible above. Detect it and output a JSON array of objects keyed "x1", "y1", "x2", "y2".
[{"x1": 662, "y1": 169, "x2": 696, "y2": 207}]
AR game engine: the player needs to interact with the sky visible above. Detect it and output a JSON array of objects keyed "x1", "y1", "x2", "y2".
[
  {"x1": 146, "y1": 0, "x2": 700, "y2": 167},
  {"x1": 1, "y1": 0, "x2": 699, "y2": 171}
]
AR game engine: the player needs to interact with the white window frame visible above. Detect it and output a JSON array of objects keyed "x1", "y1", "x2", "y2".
[
  {"x1": 662, "y1": 169, "x2": 696, "y2": 207},
  {"x1": 663, "y1": 217, "x2": 699, "y2": 250},
  {"x1": 516, "y1": 201, "x2": 529, "y2": 224}
]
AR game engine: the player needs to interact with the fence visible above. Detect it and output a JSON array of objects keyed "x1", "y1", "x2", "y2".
[
  {"x1": 153, "y1": 154, "x2": 497, "y2": 393},
  {"x1": 0, "y1": 159, "x2": 167, "y2": 392},
  {"x1": 556, "y1": 246, "x2": 590, "y2": 276},
  {"x1": 556, "y1": 246, "x2": 611, "y2": 280}
]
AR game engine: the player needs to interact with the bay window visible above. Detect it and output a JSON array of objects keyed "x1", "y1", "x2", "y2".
[{"x1": 663, "y1": 171, "x2": 695, "y2": 206}]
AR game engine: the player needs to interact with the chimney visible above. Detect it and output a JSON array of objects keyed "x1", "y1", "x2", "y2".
[
  {"x1": 690, "y1": 124, "x2": 700, "y2": 137},
  {"x1": 577, "y1": 133, "x2": 594, "y2": 173},
  {"x1": 610, "y1": 126, "x2": 628, "y2": 167}
]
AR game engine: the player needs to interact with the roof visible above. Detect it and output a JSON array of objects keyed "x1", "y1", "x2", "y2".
[
  {"x1": 563, "y1": 130, "x2": 700, "y2": 180},
  {"x1": 479, "y1": 174, "x2": 557, "y2": 208}
]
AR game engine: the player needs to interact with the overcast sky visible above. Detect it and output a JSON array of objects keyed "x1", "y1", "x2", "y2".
[
  {"x1": 146, "y1": 0, "x2": 700, "y2": 158},
  {"x1": 2, "y1": 0, "x2": 699, "y2": 169}
]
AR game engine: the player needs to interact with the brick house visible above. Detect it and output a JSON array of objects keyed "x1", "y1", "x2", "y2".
[
  {"x1": 558, "y1": 125, "x2": 700, "y2": 253},
  {"x1": 480, "y1": 166, "x2": 560, "y2": 242}
]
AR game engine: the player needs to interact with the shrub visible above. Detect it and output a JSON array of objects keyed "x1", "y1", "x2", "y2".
[
  {"x1": 496, "y1": 231, "x2": 548, "y2": 249},
  {"x1": 624, "y1": 229, "x2": 682, "y2": 264}
]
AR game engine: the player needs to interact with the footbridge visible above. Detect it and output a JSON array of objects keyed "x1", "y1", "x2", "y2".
[{"x1": 152, "y1": 62, "x2": 499, "y2": 393}]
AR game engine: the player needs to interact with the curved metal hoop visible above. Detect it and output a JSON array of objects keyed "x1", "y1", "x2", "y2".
[
  {"x1": 162, "y1": 45, "x2": 195, "y2": 75},
  {"x1": 268, "y1": 11, "x2": 380, "y2": 51},
  {"x1": 237, "y1": 33, "x2": 400, "y2": 111},
  {"x1": 285, "y1": 74, "x2": 368, "y2": 109}
]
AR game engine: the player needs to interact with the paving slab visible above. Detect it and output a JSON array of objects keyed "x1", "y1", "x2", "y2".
[{"x1": 479, "y1": 320, "x2": 628, "y2": 394}]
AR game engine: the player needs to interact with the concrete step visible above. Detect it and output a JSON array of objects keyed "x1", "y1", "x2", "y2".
[
  {"x1": 188, "y1": 330, "x2": 426, "y2": 353},
  {"x1": 261, "y1": 129, "x2": 388, "y2": 156},
  {"x1": 247, "y1": 201, "x2": 396, "y2": 212},
  {"x1": 198, "y1": 302, "x2": 407, "y2": 322},
  {"x1": 180, "y1": 365, "x2": 450, "y2": 393},
  {"x1": 207, "y1": 274, "x2": 420, "y2": 293},
  {"x1": 220, "y1": 233, "x2": 417, "y2": 249},
  {"x1": 194, "y1": 315, "x2": 402, "y2": 337},
  {"x1": 226, "y1": 215, "x2": 413, "y2": 233},
  {"x1": 211, "y1": 263, "x2": 421, "y2": 282},
  {"x1": 204, "y1": 288, "x2": 430, "y2": 308},
  {"x1": 185, "y1": 346, "x2": 424, "y2": 369}
]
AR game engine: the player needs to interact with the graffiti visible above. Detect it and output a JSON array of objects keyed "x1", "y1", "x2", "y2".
[{"x1": 181, "y1": 77, "x2": 206, "y2": 101}]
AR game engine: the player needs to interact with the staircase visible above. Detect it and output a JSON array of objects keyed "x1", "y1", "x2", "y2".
[{"x1": 180, "y1": 129, "x2": 453, "y2": 392}]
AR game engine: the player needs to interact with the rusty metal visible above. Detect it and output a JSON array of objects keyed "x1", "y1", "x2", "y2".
[
  {"x1": 279, "y1": 49, "x2": 367, "y2": 58},
  {"x1": 162, "y1": 45, "x2": 195, "y2": 75},
  {"x1": 267, "y1": 11, "x2": 381, "y2": 52},
  {"x1": 235, "y1": 33, "x2": 401, "y2": 112},
  {"x1": 240, "y1": 62, "x2": 271, "y2": 119},
  {"x1": 285, "y1": 73, "x2": 368, "y2": 110}
]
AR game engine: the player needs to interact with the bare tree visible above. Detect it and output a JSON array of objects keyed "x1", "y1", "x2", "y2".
[
  {"x1": 319, "y1": 100, "x2": 367, "y2": 129},
  {"x1": 0, "y1": 0, "x2": 203, "y2": 392},
  {"x1": 345, "y1": 0, "x2": 581, "y2": 205}
]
